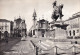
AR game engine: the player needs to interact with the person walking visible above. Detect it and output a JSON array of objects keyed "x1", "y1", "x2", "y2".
[{"x1": 4, "y1": 31, "x2": 8, "y2": 43}]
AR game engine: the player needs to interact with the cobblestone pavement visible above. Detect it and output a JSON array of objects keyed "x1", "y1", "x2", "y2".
[
  {"x1": 0, "y1": 37, "x2": 21, "y2": 51},
  {"x1": 1, "y1": 37, "x2": 80, "y2": 55},
  {"x1": 0, "y1": 37, "x2": 35, "y2": 55}
]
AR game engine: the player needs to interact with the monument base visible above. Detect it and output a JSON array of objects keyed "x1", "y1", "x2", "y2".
[
  {"x1": 52, "y1": 22, "x2": 68, "y2": 39},
  {"x1": 55, "y1": 27, "x2": 67, "y2": 39}
]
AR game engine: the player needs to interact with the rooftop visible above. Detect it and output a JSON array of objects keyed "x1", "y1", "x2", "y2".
[
  {"x1": 65, "y1": 12, "x2": 80, "y2": 21},
  {"x1": 0, "y1": 19, "x2": 10, "y2": 22}
]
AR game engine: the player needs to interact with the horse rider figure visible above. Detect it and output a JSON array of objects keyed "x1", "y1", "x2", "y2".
[{"x1": 52, "y1": 1, "x2": 64, "y2": 21}]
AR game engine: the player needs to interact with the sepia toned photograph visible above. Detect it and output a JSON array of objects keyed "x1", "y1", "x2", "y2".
[{"x1": 0, "y1": 0, "x2": 80, "y2": 55}]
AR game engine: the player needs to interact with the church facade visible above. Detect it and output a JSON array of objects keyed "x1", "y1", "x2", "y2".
[
  {"x1": 13, "y1": 17, "x2": 27, "y2": 37},
  {"x1": 28, "y1": 10, "x2": 50, "y2": 38}
]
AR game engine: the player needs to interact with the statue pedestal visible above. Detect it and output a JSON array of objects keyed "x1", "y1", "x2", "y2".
[
  {"x1": 55, "y1": 28, "x2": 67, "y2": 39},
  {"x1": 53, "y1": 22, "x2": 68, "y2": 39}
]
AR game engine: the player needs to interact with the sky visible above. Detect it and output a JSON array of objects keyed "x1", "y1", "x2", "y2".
[{"x1": 0, "y1": 0, "x2": 80, "y2": 31}]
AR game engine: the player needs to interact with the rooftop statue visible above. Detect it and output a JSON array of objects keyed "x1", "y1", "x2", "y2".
[{"x1": 52, "y1": 1, "x2": 64, "y2": 21}]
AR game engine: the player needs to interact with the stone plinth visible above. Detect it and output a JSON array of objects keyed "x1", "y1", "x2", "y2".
[
  {"x1": 53, "y1": 22, "x2": 68, "y2": 39},
  {"x1": 55, "y1": 27, "x2": 67, "y2": 39}
]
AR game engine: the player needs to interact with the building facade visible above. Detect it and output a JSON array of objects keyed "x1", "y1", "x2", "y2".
[
  {"x1": 13, "y1": 17, "x2": 27, "y2": 37},
  {"x1": 29, "y1": 19, "x2": 50, "y2": 38},
  {"x1": 28, "y1": 10, "x2": 50, "y2": 38},
  {"x1": 64, "y1": 12, "x2": 80, "y2": 39},
  {"x1": 36, "y1": 19, "x2": 50, "y2": 37},
  {"x1": 0, "y1": 19, "x2": 10, "y2": 39}
]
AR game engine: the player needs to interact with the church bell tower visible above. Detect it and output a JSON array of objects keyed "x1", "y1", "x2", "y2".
[{"x1": 33, "y1": 9, "x2": 37, "y2": 35}]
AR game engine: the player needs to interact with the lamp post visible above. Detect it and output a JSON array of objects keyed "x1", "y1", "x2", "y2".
[{"x1": 35, "y1": 46, "x2": 39, "y2": 55}]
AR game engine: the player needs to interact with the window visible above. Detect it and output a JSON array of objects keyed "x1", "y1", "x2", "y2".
[
  {"x1": 73, "y1": 30, "x2": 75, "y2": 36},
  {"x1": 69, "y1": 31, "x2": 71, "y2": 36},
  {"x1": 39, "y1": 23, "x2": 41, "y2": 28},
  {"x1": 33, "y1": 30, "x2": 35, "y2": 35},
  {"x1": 41, "y1": 23, "x2": 43, "y2": 28}
]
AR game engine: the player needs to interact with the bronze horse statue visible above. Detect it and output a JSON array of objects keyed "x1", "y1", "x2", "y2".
[{"x1": 52, "y1": 1, "x2": 64, "y2": 21}]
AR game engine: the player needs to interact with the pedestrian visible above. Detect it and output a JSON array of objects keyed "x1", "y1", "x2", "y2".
[{"x1": 4, "y1": 31, "x2": 8, "y2": 43}]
